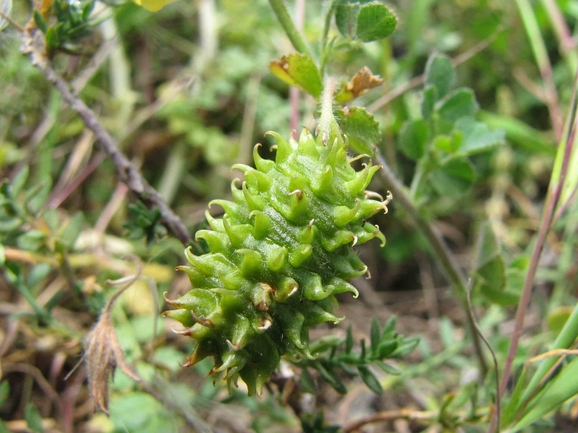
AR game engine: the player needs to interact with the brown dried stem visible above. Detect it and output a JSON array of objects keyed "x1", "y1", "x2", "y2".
[
  {"x1": 342, "y1": 409, "x2": 436, "y2": 433},
  {"x1": 21, "y1": 29, "x2": 190, "y2": 245}
]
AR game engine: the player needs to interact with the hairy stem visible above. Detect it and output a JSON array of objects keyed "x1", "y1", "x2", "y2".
[
  {"x1": 268, "y1": 0, "x2": 313, "y2": 58},
  {"x1": 21, "y1": 30, "x2": 190, "y2": 245}
]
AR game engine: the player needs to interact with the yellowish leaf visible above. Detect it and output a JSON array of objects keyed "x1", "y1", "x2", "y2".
[{"x1": 133, "y1": 0, "x2": 177, "y2": 12}]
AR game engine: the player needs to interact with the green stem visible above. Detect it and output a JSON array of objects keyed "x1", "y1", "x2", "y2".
[
  {"x1": 520, "y1": 304, "x2": 578, "y2": 412},
  {"x1": 490, "y1": 71, "x2": 578, "y2": 432},
  {"x1": 375, "y1": 152, "x2": 489, "y2": 376},
  {"x1": 515, "y1": 0, "x2": 563, "y2": 140},
  {"x1": 268, "y1": 0, "x2": 313, "y2": 58},
  {"x1": 321, "y1": 0, "x2": 338, "y2": 52},
  {"x1": 540, "y1": 0, "x2": 578, "y2": 74}
]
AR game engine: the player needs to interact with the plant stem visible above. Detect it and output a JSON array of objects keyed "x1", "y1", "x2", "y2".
[
  {"x1": 515, "y1": 0, "x2": 563, "y2": 140},
  {"x1": 22, "y1": 30, "x2": 190, "y2": 245},
  {"x1": 268, "y1": 0, "x2": 313, "y2": 58},
  {"x1": 374, "y1": 152, "x2": 488, "y2": 376},
  {"x1": 289, "y1": 0, "x2": 305, "y2": 138},
  {"x1": 540, "y1": 0, "x2": 577, "y2": 73},
  {"x1": 489, "y1": 70, "x2": 578, "y2": 433},
  {"x1": 321, "y1": 0, "x2": 338, "y2": 53}
]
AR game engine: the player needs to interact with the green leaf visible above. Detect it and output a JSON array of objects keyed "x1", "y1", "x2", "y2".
[
  {"x1": 433, "y1": 131, "x2": 462, "y2": 154},
  {"x1": 421, "y1": 85, "x2": 438, "y2": 119},
  {"x1": 0, "y1": 381, "x2": 10, "y2": 406},
  {"x1": 425, "y1": 54, "x2": 455, "y2": 98},
  {"x1": 513, "y1": 357, "x2": 578, "y2": 432},
  {"x1": 11, "y1": 166, "x2": 29, "y2": 197},
  {"x1": 547, "y1": 306, "x2": 574, "y2": 334},
  {"x1": 335, "y1": 0, "x2": 364, "y2": 39},
  {"x1": 376, "y1": 340, "x2": 397, "y2": 358},
  {"x1": 392, "y1": 336, "x2": 419, "y2": 357},
  {"x1": 473, "y1": 224, "x2": 516, "y2": 306},
  {"x1": 300, "y1": 368, "x2": 316, "y2": 394},
  {"x1": 358, "y1": 366, "x2": 383, "y2": 394},
  {"x1": 316, "y1": 361, "x2": 346, "y2": 394},
  {"x1": 0, "y1": 0, "x2": 12, "y2": 32},
  {"x1": 398, "y1": 119, "x2": 428, "y2": 160},
  {"x1": 375, "y1": 360, "x2": 401, "y2": 375},
  {"x1": 345, "y1": 325, "x2": 354, "y2": 354},
  {"x1": 309, "y1": 336, "x2": 342, "y2": 354},
  {"x1": 479, "y1": 111, "x2": 556, "y2": 156},
  {"x1": 82, "y1": 1, "x2": 95, "y2": 21},
  {"x1": 355, "y1": 3, "x2": 397, "y2": 42},
  {"x1": 16, "y1": 230, "x2": 47, "y2": 252},
  {"x1": 370, "y1": 318, "x2": 380, "y2": 355},
  {"x1": 26, "y1": 181, "x2": 51, "y2": 214},
  {"x1": 336, "y1": 106, "x2": 380, "y2": 155},
  {"x1": 25, "y1": 403, "x2": 44, "y2": 433},
  {"x1": 502, "y1": 367, "x2": 530, "y2": 427},
  {"x1": 381, "y1": 316, "x2": 396, "y2": 338},
  {"x1": 0, "y1": 217, "x2": 22, "y2": 233},
  {"x1": 45, "y1": 26, "x2": 61, "y2": 50},
  {"x1": 28, "y1": 263, "x2": 52, "y2": 287},
  {"x1": 269, "y1": 53, "x2": 323, "y2": 98},
  {"x1": 33, "y1": 10, "x2": 47, "y2": 33},
  {"x1": 439, "y1": 317, "x2": 456, "y2": 348},
  {"x1": 0, "y1": 420, "x2": 9, "y2": 433},
  {"x1": 59, "y1": 212, "x2": 84, "y2": 248},
  {"x1": 436, "y1": 88, "x2": 479, "y2": 124},
  {"x1": 429, "y1": 159, "x2": 475, "y2": 198},
  {"x1": 455, "y1": 117, "x2": 505, "y2": 156}
]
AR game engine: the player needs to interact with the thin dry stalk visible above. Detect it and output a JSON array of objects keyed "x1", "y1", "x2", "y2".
[{"x1": 21, "y1": 29, "x2": 190, "y2": 245}]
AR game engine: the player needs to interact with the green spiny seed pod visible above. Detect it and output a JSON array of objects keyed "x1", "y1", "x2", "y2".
[{"x1": 164, "y1": 112, "x2": 391, "y2": 396}]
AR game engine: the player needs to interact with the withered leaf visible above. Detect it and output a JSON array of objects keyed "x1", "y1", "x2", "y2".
[
  {"x1": 84, "y1": 268, "x2": 143, "y2": 415},
  {"x1": 84, "y1": 313, "x2": 140, "y2": 415},
  {"x1": 336, "y1": 67, "x2": 383, "y2": 104}
]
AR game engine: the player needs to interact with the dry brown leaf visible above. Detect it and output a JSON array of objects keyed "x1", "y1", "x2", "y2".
[
  {"x1": 336, "y1": 67, "x2": 383, "y2": 104},
  {"x1": 84, "y1": 261, "x2": 142, "y2": 415}
]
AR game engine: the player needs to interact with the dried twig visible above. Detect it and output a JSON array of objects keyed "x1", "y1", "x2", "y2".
[
  {"x1": 368, "y1": 26, "x2": 505, "y2": 113},
  {"x1": 21, "y1": 29, "x2": 190, "y2": 245},
  {"x1": 342, "y1": 409, "x2": 436, "y2": 433}
]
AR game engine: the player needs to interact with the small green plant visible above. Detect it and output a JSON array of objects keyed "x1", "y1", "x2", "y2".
[{"x1": 32, "y1": 0, "x2": 104, "y2": 55}]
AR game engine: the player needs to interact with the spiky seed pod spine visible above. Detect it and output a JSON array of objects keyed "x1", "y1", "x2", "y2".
[{"x1": 164, "y1": 112, "x2": 390, "y2": 396}]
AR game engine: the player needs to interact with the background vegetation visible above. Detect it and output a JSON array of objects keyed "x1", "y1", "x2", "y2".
[{"x1": 0, "y1": 0, "x2": 577, "y2": 432}]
